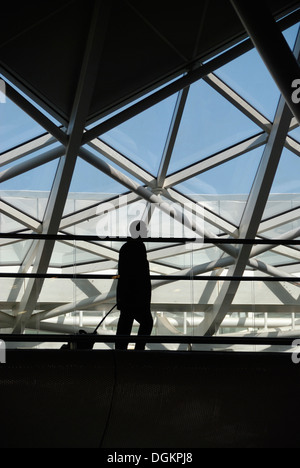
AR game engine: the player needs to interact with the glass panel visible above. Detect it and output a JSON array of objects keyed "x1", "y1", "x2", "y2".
[
  {"x1": 69, "y1": 156, "x2": 127, "y2": 195},
  {"x1": 262, "y1": 148, "x2": 300, "y2": 221},
  {"x1": 284, "y1": 23, "x2": 299, "y2": 49},
  {"x1": 0, "y1": 158, "x2": 59, "y2": 222},
  {"x1": 0, "y1": 213, "x2": 30, "y2": 233},
  {"x1": 0, "y1": 240, "x2": 31, "y2": 265},
  {"x1": 167, "y1": 79, "x2": 261, "y2": 174},
  {"x1": 174, "y1": 147, "x2": 263, "y2": 225},
  {"x1": 64, "y1": 157, "x2": 129, "y2": 217},
  {"x1": 289, "y1": 126, "x2": 300, "y2": 143},
  {"x1": 187, "y1": 278, "x2": 300, "y2": 353},
  {"x1": 1, "y1": 193, "x2": 41, "y2": 221},
  {"x1": 0, "y1": 156, "x2": 59, "y2": 192},
  {"x1": 255, "y1": 249, "x2": 300, "y2": 267},
  {"x1": 101, "y1": 92, "x2": 179, "y2": 176},
  {"x1": 0, "y1": 96, "x2": 45, "y2": 153},
  {"x1": 261, "y1": 220, "x2": 300, "y2": 240},
  {"x1": 156, "y1": 245, "x2": 222, "y2": 270},
  {"x1": 49, "y1": 241, "x2": 107, "y2": 269},
  {"x1": 216, "y1": 50, "x2": 279, "y2": 121},
  {"x1": 215, "y1": 24, "x2": 299, "y2": 122}
]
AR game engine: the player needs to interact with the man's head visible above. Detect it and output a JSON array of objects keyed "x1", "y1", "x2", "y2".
[{"x1": 129, "y1": 220, "x2": 148, "y2": 239}]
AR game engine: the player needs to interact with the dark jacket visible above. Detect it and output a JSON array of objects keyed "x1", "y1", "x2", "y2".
[{"x1": 117, "y1": 239, "x2": 151, "y2": 310}]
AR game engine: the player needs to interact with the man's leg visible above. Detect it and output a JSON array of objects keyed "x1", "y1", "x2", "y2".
[
  {"x1": 135, "y1": 308, "x2": 153, "y2": 351},
  {"x1": 116, "y1": 311, "x2": 134, "y2": 350}
]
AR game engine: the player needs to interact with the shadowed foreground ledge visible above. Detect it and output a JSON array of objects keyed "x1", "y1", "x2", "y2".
[{"x1": 0, "y1": 349, "x2": 299, "y2": 448}]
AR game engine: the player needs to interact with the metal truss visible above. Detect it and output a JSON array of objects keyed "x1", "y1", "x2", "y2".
[{"x1": 0, "y1": 4, "x2": 300, "y2": 335}]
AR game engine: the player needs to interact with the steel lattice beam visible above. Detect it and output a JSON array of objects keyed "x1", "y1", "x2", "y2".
[{"x1": 200, "y1": 97, "x2": 294, "y2": 336}]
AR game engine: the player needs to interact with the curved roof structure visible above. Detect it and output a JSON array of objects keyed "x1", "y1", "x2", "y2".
[{"x1": 1, "y1": 0, "x2": 300, "y2": 342}]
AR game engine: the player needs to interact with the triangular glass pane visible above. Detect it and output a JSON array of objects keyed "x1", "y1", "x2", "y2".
[
  {"x1": 1, "y1": 156, "x2": 60, "y2": 222},
  {"x1": 0, "y1": 156, "x2": 59, "y2": 192},
  {"x1": 0, "y1": 212, "x2": 30, "y2": 233},
  {"x1": 0, "y1": 96, "x2": 46, "y2": 154},
  {"x1": 175, "y1": 146, "x2": 263, "y2": 225},
  {"x1": 167, "y1": 79, "x2": 261, "y2": 174},
  {"x1": 255, "y1": 249, "x2": 300, "y2": 268},
  {"x1": 49, "y1": 241, "x2": 107, "y2": 269},
  {"x1": 64, "y1": 156, "x2": 130, "y2": 217},
  {"x1": 69, "y1": 156, "x2": 127, "y2": 195},
  {"x1": 0, "y1": 158, "x2": 59, "y2": 221},
  {"x1": 283, "y1": 24, "x2": 299, "y2": 51},
  {"x1": 0, "y1": 239, "x2": 32, "y2": 265},
  {"x1": 215, "y1": 24, "x2": 299, "y2": 122},
  {"x1": 0, "y1": 193, "x2": 42, "y2": 220},
  {"x1": 262, "y1": 147, "x2": 300, "y2": 221},
  {"x1": 288, "y1": 126, "x2": 300, "y2": 143},
  {"x1": 100, "y1": 93, "x2": 178, "y2": 176}
]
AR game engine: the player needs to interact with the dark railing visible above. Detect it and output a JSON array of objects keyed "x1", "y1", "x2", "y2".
[
  {"x1": 1, "y1": 234, "x2": 300, "y2": 348},
  {"x1": 0, "y1": 334, "x2": 297, "y2": 347},
  {"x1": 1, "y1": 233, "x2": 300, "y2": 245},
  {"x1": 0, "y1": 273, "x2": 300, "y2": 282},
  {"x1": 1, "y1": 235, "x2": 300, "y2": 281}
]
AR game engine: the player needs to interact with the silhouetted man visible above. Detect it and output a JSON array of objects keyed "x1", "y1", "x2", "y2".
[{"x1": 116, "y1": 221, "x2": 153, "y2": 350}]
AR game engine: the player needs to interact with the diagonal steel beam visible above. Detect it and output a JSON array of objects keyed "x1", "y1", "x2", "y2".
[
  {"x1": 12, "y1": 1, "x2": 111, "y2": 333},
  {"x1": 259, "y1": 205, "x2": 300, "y2": 234},
  {"x1": 204, "y1": 72, "x2": 300, "y2": 160},
  {"x1": 85, "y1": 135, "x2": 242, "y2": 236},
  {"x1": 79, "y1": 144, "x2": 292, "y2": 281},
  {"x1": 164, "y1": 132, "x2": 268, "y2": 188},
  {"x1": 0, "y1": 144, "x2": 65, "y2": 183},
  {"x1": 4, "y1": 83, "x2": 68, "y2": 145},
  {"x1": 82, "y1": 10, "x2": 300, "y2": 145},
  {"x1": 82, "y1": 42, "x2": 257, "y2": 145},
  {"x1": 200, "y1": 96, "x2": 293, "y2": 336},
  {"x1": 0, "y1": 200, "x2": 41, "y2": 231},
  {"x1": 230, "y1": 0, "x2": 300, "y2": 124},
  {"x1": 0, "y1": 133, "x2": 56, "y2": 168},
  {"x1": 59, "y1": 191, "x2": 139, "y2": 230},
  {"x1": 88, "y1": 138, "x2": 155, "y2": 185},
  {"x1": 286, "y1": 134, "x2": 300, "y2": 157},
  {"x1": 80, "y1": 145, "x2": 213, "y2": 239},
  {"x1": 205, "y1": 72, "x2": 300, "y2": 138},
  {"x1": 80, "y1": 136, "x2": 241, "y2": 237},
  {"x1": 59, "y1": 147, "x2": 300, "y2": 285},
  {"x1": 157, "y1": 87, "x2": 189, "y2": 188},
  {"x1": 204, "y1": 73, "x2": 272, "y2": 132},
  {"x1": 199, "y1": 26, "x2": 300, "y2": 336},
  {"x1": 164, "y1": 186, "x2": 300, "y2": 282}
]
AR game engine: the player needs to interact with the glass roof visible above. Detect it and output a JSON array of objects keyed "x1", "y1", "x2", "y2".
[{"x1": 1, "y1": 21, "x2": 300, "y2": 342}]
